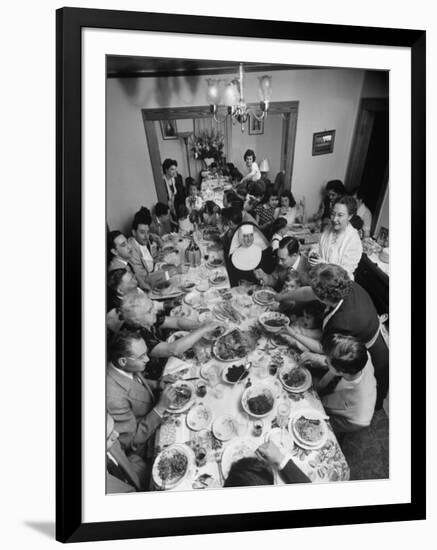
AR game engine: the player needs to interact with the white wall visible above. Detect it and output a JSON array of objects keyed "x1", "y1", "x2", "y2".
[{"x1": 107, "y1": 68, "x2": 366, "y2": 229}]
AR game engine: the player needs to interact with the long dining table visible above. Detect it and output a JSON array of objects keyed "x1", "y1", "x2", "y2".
[{"x1": 150, "y1": 230, "x2": 350, "y2": 491}]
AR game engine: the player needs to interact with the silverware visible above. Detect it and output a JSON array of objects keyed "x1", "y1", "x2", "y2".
[{"x1": 236, "y1": 360, "x2": 252, "y2": 383}]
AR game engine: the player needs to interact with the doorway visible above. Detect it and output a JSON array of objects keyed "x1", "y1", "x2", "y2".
[
  {"x1": 141, "y1": 101, "x2": 299, "y2": 204},
  {"x1": 345, "y1": 98, "x2": 389, "y2": 235}
]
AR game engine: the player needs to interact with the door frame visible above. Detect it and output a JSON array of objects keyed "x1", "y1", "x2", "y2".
[
  {"x1": 142, "y1": 101, "x2": 299, "y2": 202},
  {"x1": 345, "y1": 97, "x2": 389, "y2": 234}
]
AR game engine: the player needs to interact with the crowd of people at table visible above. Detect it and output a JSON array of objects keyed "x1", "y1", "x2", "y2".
[{"x1": 106, "y1": 149, "x2": 387, "y2": 492}]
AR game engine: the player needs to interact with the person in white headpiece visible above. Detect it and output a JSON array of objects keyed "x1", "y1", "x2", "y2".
[{"x1": 227, "y1": 223, "x2": 273, "y2": 286}]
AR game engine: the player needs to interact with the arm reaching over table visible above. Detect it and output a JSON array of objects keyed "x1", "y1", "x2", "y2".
[{"x1": 257, "y1": 441, "x2": 310, "y2": 483}]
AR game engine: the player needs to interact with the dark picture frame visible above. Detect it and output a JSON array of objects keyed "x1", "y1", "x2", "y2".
[
  {"x1": 248, "y1": 114, "x2": 264, "y2": 135},
  {"x1": 312, "y1": 129, "x2": 336, "y2": 155},
  {"x1": 56, "y1": 7, "x2": 426, "y2": 543},
  {"x1": 160, "y1": 119, "x2": 178, "y2": 139}
]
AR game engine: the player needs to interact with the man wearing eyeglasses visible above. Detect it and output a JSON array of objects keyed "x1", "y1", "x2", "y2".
[{"x1": 106, "y1": 330, "x2": 177, "y2": 459}]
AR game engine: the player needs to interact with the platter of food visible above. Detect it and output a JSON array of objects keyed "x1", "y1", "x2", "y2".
[
  {"x1": 186, "y1": 404, "x2": 213, "y2": 431},
  {"x1": 202, "y1": 325, "x2": 227, "y2": 342},
  {"x1": 212, "y1": 415, "x2": 239, "y2": 441},
  {"x1": 258, "y1": 311, "x2": 290, "y2": 333},
  {"x1": 212, "y1": 303, "x2": 243, "y2": 324},
  {"x1": 222, "y1": 362, "x2": 249, "y2": 384},
  {"x1": 212, "y1": 329, "x2": 251, "y2": 362},
  {"x1": 289, "y1": 409, "x2": 329, "y2": 450},
  {"x1": 241, "y1": 384, "x2": 275, "y2": 418},
  {"x1": 278, "y1": 365, "x2": 312, "y2": 393},
  {"x1": 152, "y1": 443, "x2": 195, "y2": 490},
  {"x1": 167, "y1": 380, "x2": 195, "y2": 413},
  {"x1": 220, "y1": 437, "x2": 259, "y2": 479},
  {"x1": 253, "y1": 288, "x2": 277, "y2": 306}
]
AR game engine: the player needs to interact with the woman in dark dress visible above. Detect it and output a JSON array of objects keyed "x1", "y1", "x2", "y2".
[{"x1": 287, "y1": 264, "x2": 388, "y2": 409}]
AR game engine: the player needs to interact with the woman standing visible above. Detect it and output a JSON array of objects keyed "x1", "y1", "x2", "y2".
[
  {"x1": 285, "y1": 263, "x2": 388, "y2": 410},
  {"x1": 240, "y1": 149, "x2": 261, "y2": 185},
  {"x1": 309, "y1": 195, "x2": 363, "y2": 279}
]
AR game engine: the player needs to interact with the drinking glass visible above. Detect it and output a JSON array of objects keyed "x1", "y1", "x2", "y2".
[{"x1": 277, "y1": 401, "x2": 291, "y2": 428}]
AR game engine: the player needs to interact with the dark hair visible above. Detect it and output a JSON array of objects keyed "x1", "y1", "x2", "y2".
[
  {"x1": 210, "y1": 162, "x2": 217, "y2": 169},
  {"x1": 235, "y1": 183, "x2": 248, "y2": 199},
  {"x1": 263, "y1": 189, "x2": 279, "y2": 204},
  {"x1": 333, "y1": 195, "x2": 358, "y2": 217},
  {"x1": 266, "y1": 216, "x2": 288, "y2": 240},
  {"x1": 322, "y1": 332, "x2": 368, "y2": 375},
  {"x1": 302, "y1": 300, "x2": 326, "y2": 321},
  {"x1": 185, "y1": 176, "x2": 196, "y2": 187},
  {"x1": 224, "y1": 457, "x2": 274, "y2": 487},
  {"x1": 177, "y1": 204, "x2": 189, "y2": 219},
  {"x1": 107, "y1": 268, "x2": 128, "y2": 309},
  {"x1": 107, "y1": 230, "x2": 123, "y2": 258},
  {"x1": 162, "y1": 158, "x2": 177, "y2": 173},
  {"x1": 354, "y1": 187, "x2": 365, "y2": 201},
  {"x1": 132, "y1": 206, "x2": 152, "y2": 230},
  {"x1": 155, "y1": 202, "x2": 169, "y2": 217},
  {"x1": 243, "y1": 149, "x2": 256, "y2": 162},
  {"x1": 248, "y1": 182, "x2": 264, "y2": 199},
  {"x1": 222, "y1": 206, "x2": 243, "y2": 227},
  {"x1": 326, "y1": 179, "x2": 346, "y2": 196},
  {"x1": 278, "y1": 235, "x2": 300, "y2": 256},
  {"x1": 309, "y1": 264, "x2": 352, "y2": 304},
  {"x1": 203, "y1": 200, "x2": 220, "y2": 216},
  {"x1": 107, "y1": 329, "x2": 144, "y2": 366},
  {"x1": 350, "y1": 214, "x2": 364, "y2": 231},
  {"x1": 280, "y1": 190, "x2": 296, "y2": 208},
  {"x1": 225, "y1": 190, "x2": 244, "y2": 210}
]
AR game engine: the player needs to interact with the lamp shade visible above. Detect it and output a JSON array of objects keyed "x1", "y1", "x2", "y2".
[
  {"x1": 206, "y1": 79, "x2": 221, "y2": 105},
  {"x1": 259, "y1": 159, "x2": 270, "y2": 172},
  {"x1": 258, "y1": 75, "x2": 272, "y2": 102}
]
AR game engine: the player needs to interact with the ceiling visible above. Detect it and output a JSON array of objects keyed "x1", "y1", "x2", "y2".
[{"x1": 106, "y1": 56, "x2": 319, "y2": 78}]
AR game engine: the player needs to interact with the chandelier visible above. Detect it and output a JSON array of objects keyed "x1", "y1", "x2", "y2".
[{"x1": 206, "y1": 63, "x2": 272, "y2": 132}]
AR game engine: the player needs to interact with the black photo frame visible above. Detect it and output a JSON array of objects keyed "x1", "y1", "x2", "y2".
[
  {"x1": 312, "y1": 129, "x2": 336, "y2": 155},
  {"x1": 160, "y1": 119, "x2": 178, "y2": 140},
  {"x1": 56, "y1": 7, "x2": 426, "y2": 543}
]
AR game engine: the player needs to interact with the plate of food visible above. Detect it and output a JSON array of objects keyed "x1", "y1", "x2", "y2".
[
  {"x1": 241, "y1": 384, "x2": 275, "y2": 418},
  {"x1": 212, "y1": 415, "x2": 239, "y2": 441},
  {"x1": 167, "y1": 381, "x2": 195, "y2": 413},
  {"x1": 152, "y1": 443, "x2": 195, "y2": 489},
  {"x1": 222, "y1": 362, "x2": 250, "y2": 384},
  {"x1": 212, "y1": 303, "x2": 243, "y2": 324},
  {"x1": 162, "y1": 244, "x2": 179, "y2": 255},
  {"x1": 202, "y1": 325, "x2": 227, "y2": 342},
  {"x1": 278, "y1": 365, "x2": 312, "y2": 393},
  {"x1": 209, "y1": 271, "x2": 227, "y2": 286},
  {"x1": 161, "y1": 233, "x2": 178, "y2": 243},
  {"x1": 183, "y1": 291, "x2": 206, "y2": 309},
  {"x1": 258, "y1": 311, "x2": 290, "y2": 334},
  {"x1": 169, "y1": 304, "x2": 193, "y2": 318},
  {"x1": 206, "y1": 257, "x2": 224, "y2": 269},
  {"x1": 289, "y1": 409, "x2": 328, "y2": 450},
  {"x1": 179, "y1": 280, "x2": 196, "y2": 292},
  {"x1": 221, "y1": 437, "x2": 259, "y2": 479},
  {"x1": 186, "y1": 404, "x2": 213, "y2": 431},
  {"x1": 151, "y1": 285, "x2": 184, "y2": 300},
  {"x1": 212, "y1": 329, "x2": 250, "y2": 362},
  {"x1": 253, "y1": 288, "x2": 277, "y2": 306}
]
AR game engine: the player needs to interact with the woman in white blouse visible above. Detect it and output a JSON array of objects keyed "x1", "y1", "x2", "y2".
[
  {"x1": 309, "y1": 195, "x2": 363, "y2": 279},
  {"x1": 274, "y1": 190, "x2": 299, "y2": 226}
]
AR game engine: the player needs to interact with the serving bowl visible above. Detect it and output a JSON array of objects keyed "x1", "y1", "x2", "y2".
[
  {"x1": 258, "y1": 311, "x2": 290, "y2": 334},
  {"x1": 241, "y1": 384, "x2": 275, "y2": 418}
]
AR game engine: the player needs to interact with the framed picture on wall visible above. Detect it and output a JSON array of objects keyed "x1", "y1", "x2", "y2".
[
  {"x1": 312, "y1": 129, "x2": 336, "y2": 155},
  {"x1": 57, "y1": 7, "x2": 425, "y2": 544},
  {"x1": 248, "y1": 114, "x2": 264, "y2": 135},
  {"x1": 160, "y1": 119, "x2": 178, "y2": 139}
]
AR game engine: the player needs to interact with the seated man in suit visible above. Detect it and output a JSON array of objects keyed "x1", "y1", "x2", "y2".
[
  {"x1": 108, "y1": 230, "x2": 134, "y2": 273},
  {"x1": 224, "y1": 441, "x2": 310, "y2": 487},
  {"x1": 254, "y1": 236, "x2": 311, "y2": 292},
  {"x1": 106, "y1": 330, "x2": 177, "y2": 458},
  {"x1": 106, "y1": 413, "x2": 148, "y2": 493}
]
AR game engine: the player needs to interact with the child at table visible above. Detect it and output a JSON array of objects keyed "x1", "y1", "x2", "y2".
[
  {"x1": 185, "y1": 181, "x2": 203, "y2": 214},
  {"x1": 283, "y1": 300, "x2": 325, "y2": 352},
  {"x1": 317, "y1": 332, "x2": 377, "y2": 432},
  {"x1": 177, "y1": 204, "x2": 194, "y2": 236}
]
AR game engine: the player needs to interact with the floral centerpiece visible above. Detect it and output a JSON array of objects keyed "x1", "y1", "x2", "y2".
[{"x1": 190, "y1": 129, "x2": 225, "y2": 164}]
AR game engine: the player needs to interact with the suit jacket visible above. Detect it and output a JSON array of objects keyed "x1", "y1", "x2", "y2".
[
  {"x1": 272, "y1": 253, "x2": 311, "y2": 291},
  {"x1": 106, "y1": 364, "x2": 163, "y2": 456},
  {"x1": 106, "y1": 439, "x2": 147, "y2": 493},
  {"x1": 280, "y1": 459, "x2": 311, "y2": 483},
  {"x1": 127, "y1": 237, "x2": 153, "y2": 290},
  {"x1": 108, "y1": 256, "x2": 133, "y2": 273}
]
